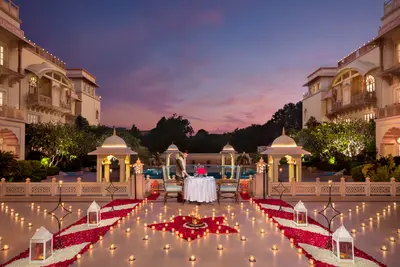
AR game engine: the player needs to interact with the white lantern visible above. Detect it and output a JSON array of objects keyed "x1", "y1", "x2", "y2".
[
  {"x1": 87, "y1": 201, "x2": 101, "y2": 226},
  {"x1": 332, "y1": 225, "x2": 354, "y2": 263},
  {"x1": 293, "y1": 201, "x2": 308, "y2": 226},
  {"x1": 29, "y1": 227, "x2": 53, "y2": 263}
]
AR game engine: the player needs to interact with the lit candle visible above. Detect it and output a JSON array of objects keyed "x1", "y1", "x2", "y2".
[
  {"x1": 241, "y1": 236, "x2": 246, "y2": 241},
  {"x1": 217, "y1": 244, "x2": 223, "y2": 250},
  {"x1": 381, "y1": 245, "x2": 388, "y2": 251},
  {"x1": 297, "y1": 248, "x2": 302, "y2": 254},
  {"x1": 20, "y1": 217, "x2": 24, "y2": 222},
  {"x1": 189, "y1": 255, "x2": 196, "y2": 261},
  {"x1": 143, "y1": 235, "x2": 149, "y2": 240},
  {"x1": 28, "y1": 223, "x2": 33, "y2": 227},
  {"x1": 309, "y1": 259, "x2": 314, "y2": 265},
  {"x1": 109, "y1": 244, "x2": 116, "y2": 250},
  {"x1": 272, "y1": 244, "x2": 278, "y2": 251},
  {"x1": 369, "y1": 217, "x2": 373, "y2": 221},
  {"x1": 281, "y1": 229, "x2": 285, "y2": 234},
  {"x1": 59, "y1": 180, "x2": 63, "y2": 187},
  {"x1": 125, "y1": 228, "x2": 131, "y2": 233},
  {"x1": 351, "y1": 229, "x2": 356, "y2": 234},
  {"x1": 129, "y1": 255, "x2": 135, "y2": 261},
  {"x1": 164, "y1": 244, "x2": 170, "y2": 250},
  {"x1": 3, "y1": 244, "x2": 9, "y2": 250},
  {"x1": 89, "y1": 244, "x2": 93, "y2": 249},
  {"x1": 251, "y1": 217, "x2": 255, "y2": 221},
  {"x1": 249, "y1": 255, "x2": 256, "y2": 262},
  {"x1": 260, "y1": 229, "x2": 265, "y2": 234},
  {"x1": 361, "y1": 223, "x2": 366, "y2": 228},
  {"x1": 389, "y1": 237, "x2": 395, "y2": 242},
  {"x1": 77, "y1": 254, "x2": 81, "y2": 259}
]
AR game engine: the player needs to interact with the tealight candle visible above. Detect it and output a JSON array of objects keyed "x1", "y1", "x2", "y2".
[
  {"x1": 164, "y1": 244, "x2": 170, "y2": 250},
  {"x1": 89, "y1": 244, "x2": 93, "y2": 249},
  {"x1": 251, "y1": 217, "x2": 255, "y2": 221},
  {"x1": 28, "y1": 223, "x2": 33, "y2": 227},
  {"x1": 281, "y1": 229, "x2": 285, "y2": 234},
  {"x1": 369, "y1": 217, "x2": 373, "y2": 221},
  {"x1": 20, "y1": 217, "x2": 24, "y2": 222},
  {"x1": 298, "y1": 248, "x2": 302, "y2": 254},
  {"x1": 129, "y1": 255, "x2": 135, "y2": 261},
  {"x1": 260, "y1": 229, "x2": 265, "y2": 234},
  {"x1": 241, "y1": 236, "x2": 246, "y2": 241},
  {"x1": 125, "y1": 228, "x2": 131, "y2": 233},
  {"x1": 351, "y1": 229, "x2": 356, "y2": 234},
  {"x1": 143, "y1": 235, "x2": 149, "y2": 240},
  {"x1": 77, "y1": 254, "x2": 81, "y2": 259},
  {"x1": 246, "y1": 209, "x2": 249, "y2": 212},
  {"x1": 189, "y1": 255, "x2": 196, "y2": 261},
  {"x1": 381, "y1": 245, "x2": 388, "y2": 251},
  {"x1": 3, "y1": 245, "x2": 9, "y2": 250},
  {"x1": 309, "y1": 259, "x2": 314, "y2": 265},
  {"x1": 109, "y1": 244, "x2": 116, "y2": 250},
  {"x1": 389, "y1": 237, "x2": 395, "y2": 242},
  {"x1": 361, "y1": 223, "x2": 366, "y2": 227},
  {"x1": 272, "y1": 245, "x2": 278, "y2": 251},
  {"x1": 217, "y1": 244, "x2": 223, "y2": 250},
  {"x1": 249, "y1": 255, "x2": 256, "y2": 262}
]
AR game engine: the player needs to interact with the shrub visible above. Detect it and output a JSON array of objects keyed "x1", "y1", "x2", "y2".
[
  {"x1": 61, "y1": 158, "x2": 82, "y2": 172},
  {"x1": 351, "y1": 165, "x2": 365, "y2": 182},
  {"x1": 0, "y1": 151, "x2": 17, "y2": 178},
  {"x1": 47, "y1": 166, "x2": 60, "y2": 176},
  {"x1": 7, "y1": 160, "x2": 47, "y2": 182}
]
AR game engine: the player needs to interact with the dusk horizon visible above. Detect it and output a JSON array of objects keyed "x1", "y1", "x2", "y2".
[{"x1": 16, "y1": 0, "x2": 382, "y2": 133}]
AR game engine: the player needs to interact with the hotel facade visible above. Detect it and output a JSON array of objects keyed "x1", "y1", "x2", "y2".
[
  {"x1": 302, "y1": 0, "x2": 400, "y2": 157},
  {"x1": 0, "y1": 0, "x2": 101, "y2": 159}
]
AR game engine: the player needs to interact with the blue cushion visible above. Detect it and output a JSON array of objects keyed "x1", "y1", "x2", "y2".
[
  {"x1": 165, "y1": 185, "x2": 182, "y2": 192},
  {"x1": 220, "y1": 185, "x2": 237, "y2": 192}
]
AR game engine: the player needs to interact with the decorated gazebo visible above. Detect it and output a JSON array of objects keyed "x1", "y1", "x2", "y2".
[
  {"x1": 164, "y1": 143, "x2": 180, "y2": 178},
  {"x1": 220, "y1": 143, "x2": 236, "y2": 179},
  {"x1": 261, "y1": 128, "x2": 310, "y2": 182},
  {"x1": 88, "y1": 128, "x2": 137, "y2": 182}
]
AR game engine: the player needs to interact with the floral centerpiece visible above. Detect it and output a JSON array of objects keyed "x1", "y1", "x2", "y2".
[{"x1": 195, "y1": 165, "x2": 207, "y2": 177}]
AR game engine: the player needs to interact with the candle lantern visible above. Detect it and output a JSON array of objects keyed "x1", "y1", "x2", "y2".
[
  {"x1": 293, "y1": 201, "x2": 308, "y2": 226},
  {"x1": 332, "y1": 225, "x2": 354, "y2": 263},
  {"x1": 256, "y1": 158, "x2": 267, "y2": 174},
  {"x1": 29, "y1": 227, "x2": 53, "y2": 263},
  {"x1": 133, "y1": 159, "x2": 144, "y2": 174},
  {"x1": 87, "y1": 201, "x2": 101, "y2": 226},
  {"x1": 151, "y1": 180, "x2": 159, "y2": 194},
  {"x1": 240, "y1": 180, "x2": 249, "y2": 194}
]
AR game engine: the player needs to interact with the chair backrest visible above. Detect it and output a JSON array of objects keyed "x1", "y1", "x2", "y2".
[
  {"x1": 235, "y1": 166, "x2": 241, "y2": 182},
  {"x1": 162, "y1": 165, "x2": 168, "y2": 183}
]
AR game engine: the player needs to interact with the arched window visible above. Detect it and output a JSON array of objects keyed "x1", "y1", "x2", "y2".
[
  {"x1": 28, "y1": 77, "x2": 37, "y2": 94},
  {"x1": 366, "y1": 75, "x2": 375, "y2": 92}
]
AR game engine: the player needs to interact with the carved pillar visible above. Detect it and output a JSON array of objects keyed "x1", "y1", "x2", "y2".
[
  {"x1": 230, "y1": 153, "x2": 234, "y2": 179},
  {"x1": 295, "y1": 157, "x2": 302, "y2": 182},
  {"x1": 268, "y1": 156, "x2": 273, "y2": 179},
  {"x1": 287, "y1": 157, "x2": 295, "y2": 182},
  {"x1": 166, "y1": 154, "x2": 171, "y2": 178},
  {"x1": 104, "y1": 158, "x2": 110, "y2": 183},
  {"x1": 125, "y1": 155, "x2": 130, "y2": 182},
  {"x1": 18, "y1": 43, "x2": 22, "y2": 74},
  {"x1": 273, "y1": 157, "x2": 279, "y2": 182},
  {"x1": 119, "y1": 156, "x2": 126, "y2": 182},
  {"x1": 96, "y1": 157, "x2": 102, "y2": 182},
  {"x1": 221, "y1": 154, "x2": 225, "y2": 177}
]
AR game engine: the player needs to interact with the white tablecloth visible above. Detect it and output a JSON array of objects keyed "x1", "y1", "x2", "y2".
[{"x1": 184, "y1": 176, "x2": 217, "y2": 203}]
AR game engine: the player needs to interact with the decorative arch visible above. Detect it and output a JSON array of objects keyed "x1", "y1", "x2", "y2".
[
  {"x1": 380, "y1": 127, "x2": 400, "y2": 156},
  {"x1": 25, "y1": 62, "x2": 73, "y2": 88},
  {"x1": 0, "y1": 128, "x2": 19, "y2": 158}
]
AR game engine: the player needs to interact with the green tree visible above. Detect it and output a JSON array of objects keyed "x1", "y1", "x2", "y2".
[
  {"x1": 26, "y1": 122, "x2": 83, "y2": 167},
  {"x1": 0, "y1": 151, "x2": 17, "y2": 178},
  {"x1": 143, "y1": 114, "x2": 194, "y2": 152},
  {"x1": 295, "y1": 119, "x2": 375, "y2": 162},
  {"x1": 75, "y1": 115, "x2": 90, "y2": 131},
  {"x1": 130, "y1": 124, "x2": 142, "y2": 139},
  {"x1": 305, "y1": 116, "x2": 321, "y2": 128}
]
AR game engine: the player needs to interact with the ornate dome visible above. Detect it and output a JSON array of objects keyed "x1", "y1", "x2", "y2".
[
  {"x1": 166, "y1": 143, "x2": 179, "y2": 152},
  {"x1": 222, "y1": 143, "x2": 235, "y2": 152},
  {"x1": 101, "y1": 128, "x2": 127, "y2": 148},
  {"x1": 271, "y1": 128, "x2": 297, "y2": 148}
]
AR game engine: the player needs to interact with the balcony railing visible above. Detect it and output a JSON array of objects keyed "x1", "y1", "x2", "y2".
[
  {"x1": 303, "y1": 91, "x2": 310, "y2": 99},
  {"x1": 60, "y1": 100, "x2": 71, "y2": 110},
  {"x1": 338, "y1": 42, "x2": 377, "y2": 69},
  {"x1": 27, "y1": 93, "x2": 52, "y2": 106},
  {"x1": 0, "y1": 105, "x2": 24, "y2": 121},
  {"x1": 0, "y1": 0, "x2": 19, "y2": 20},
  {"x1": 329, "y1": 91, "x2": 377, "y2": 115},
  {"x1": 376, "y1": 103, "x2": 400, "y2": 119},
  {"x1": 26, "y1": 45, "x2": 66, "y2": 70}
]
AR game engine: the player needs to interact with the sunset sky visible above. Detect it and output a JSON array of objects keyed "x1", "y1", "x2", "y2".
[{"x1": 16, "y1": 0, "x2": 382, "y2": 133}]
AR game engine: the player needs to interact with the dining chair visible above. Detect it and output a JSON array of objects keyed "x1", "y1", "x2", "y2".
[
  {"x1": 162, "y1": 165, "x2": 184, "y2": 204},
  {"x1": 217, "y1": 166, "x2": 241, "y2": 204}
]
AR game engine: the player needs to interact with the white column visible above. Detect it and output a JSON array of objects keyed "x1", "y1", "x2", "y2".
[
  {"x1": 125, "y1": 156, "x2": 130, "y2": 182},
  {"x1": 221, "y1": 154, "x2": 225, "y2": 178},
  {"x1": 273, "y1": 157, "x2": 279, "y2": 182},
  {"x1": 166, "y1": 154, "x2": 171, "y2": 177},
  {"x1": 104, "y1": 163, "x2": 110, "y2": 183},
  {"x1": 288, "y1": 162, "x2": 294, "y2": 182},
  {"x1": 268, "y1": 156, "x2": 273, "y2": 179},
  {"x1": 120, "y1": 156, "x2": 126, "y2": 182},
  {"x1": 295, "y1": 157, "x2": 302, "y2": 182},
  {"x1": 230, "y1": 154, "x2": 234, "y2": 179},
  {"x1": 96, "y1": 157, "x2": 102, "y2": 182}
]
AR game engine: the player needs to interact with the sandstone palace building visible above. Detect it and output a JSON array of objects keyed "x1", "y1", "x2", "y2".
[
  {"x1": 302, "y1": 0, "x2": 400, "y2": 157},
  {"x1": 0, "y1": 0, "x2": 101, "y2": 159}
]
